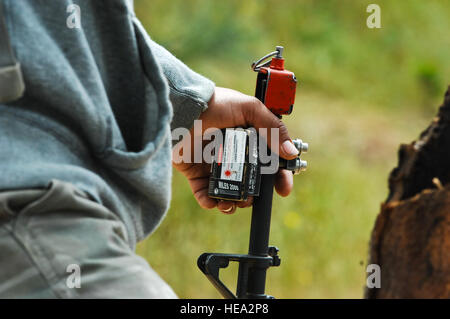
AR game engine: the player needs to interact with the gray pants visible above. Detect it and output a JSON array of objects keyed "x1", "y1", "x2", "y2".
[{"x1": 0, "y1": 179, "x2": 177, "y2": 298}]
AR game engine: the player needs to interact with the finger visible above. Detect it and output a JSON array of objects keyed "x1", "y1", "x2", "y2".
[
  {"x1": 236, "y1": 196, "x2": 254, "y2": 208},
  {"x1": 194, "y1": 189, "x2": 218, "y2": 209},
  {"x1": 189, "y1": 177, "x2": 218, "y2": 209},
  {"x1": 217, "y1": 200, "x2": 236, "y2": 214},
  {"x1": 241, "y1": 99, "x2": 299, "y2": 160},
  {"x1": 275, "y1": 169, "x2": 294, "y2": 197}
]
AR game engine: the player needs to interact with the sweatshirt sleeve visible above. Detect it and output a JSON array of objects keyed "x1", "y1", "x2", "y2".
[{"x1": 148, "y1": 40, "x2": 216, "y2": 132}]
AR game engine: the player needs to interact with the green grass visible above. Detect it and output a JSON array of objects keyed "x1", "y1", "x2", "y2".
[{"x1": 134, "y1": 0, "x2": 449, "y2": 298}]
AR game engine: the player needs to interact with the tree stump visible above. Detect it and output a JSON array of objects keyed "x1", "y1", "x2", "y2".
[{"x1": 366, "y1": 87, "x2": 450, "y2": 298}]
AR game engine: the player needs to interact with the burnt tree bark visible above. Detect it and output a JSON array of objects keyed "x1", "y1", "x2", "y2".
[{"x1": 366, "y1": 87, "x2": 450, "y2": 298}]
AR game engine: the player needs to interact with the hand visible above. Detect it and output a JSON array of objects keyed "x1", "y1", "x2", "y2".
[{"x1": 172, "y1": 87, "x2": 299, "y2": 214}]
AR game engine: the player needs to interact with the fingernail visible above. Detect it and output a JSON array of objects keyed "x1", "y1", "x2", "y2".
[{"x1": 281, "y1": 140, "x2": 299, "y2": 157}]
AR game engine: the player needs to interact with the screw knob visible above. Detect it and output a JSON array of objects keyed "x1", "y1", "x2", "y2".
[
  {"x1": 292, "y1": 139, "x2": 309, "y2": 153},
  {"x1": 275, "y1": 46, "x2": 284, "y2": 58},
  {"x1": 293, "y1": 159, "x2": 307, "y2": 175}
]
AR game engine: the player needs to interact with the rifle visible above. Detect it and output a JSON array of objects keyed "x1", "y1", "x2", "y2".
[{"x1": 198, "y1": 46, "x2": 308, "y2": 299}]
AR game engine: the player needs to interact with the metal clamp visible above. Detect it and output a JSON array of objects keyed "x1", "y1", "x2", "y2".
[{"x1": 198, "y1": 246, "x2": 281, "y2": 299}]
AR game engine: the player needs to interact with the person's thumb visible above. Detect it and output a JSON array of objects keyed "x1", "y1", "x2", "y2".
[{"x1": 242, "y1": 98, "x2": 299, "y2": 160}]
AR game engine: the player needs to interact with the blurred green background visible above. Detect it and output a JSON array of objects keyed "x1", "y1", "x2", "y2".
[{"x1": 134, "y1": 0, "x2": 450, "y2": 298}]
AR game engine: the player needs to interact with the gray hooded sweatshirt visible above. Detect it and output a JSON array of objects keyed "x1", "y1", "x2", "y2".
[{"x1": 0, "y1": 0, "x2": 215, "y2": 248}]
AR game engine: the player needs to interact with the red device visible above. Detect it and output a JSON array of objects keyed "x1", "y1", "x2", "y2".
[{"x1": 252, "y1": 46, "x2": 297, "y2": 116}]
